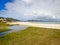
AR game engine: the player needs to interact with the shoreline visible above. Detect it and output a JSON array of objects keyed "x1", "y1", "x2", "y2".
[{"x1": 7, "y1": 22, "x2": 60, "y2": 29}]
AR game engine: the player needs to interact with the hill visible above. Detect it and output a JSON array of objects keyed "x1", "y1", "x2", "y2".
[
  {"x1": 0, "y1": 17, "x2": 20, "y2": 22},
  {"x1": 27, "y1": 16, "x2": 60, "y2": 22}
]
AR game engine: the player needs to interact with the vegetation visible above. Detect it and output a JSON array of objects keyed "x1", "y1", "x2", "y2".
[
  {"x1": 0, "y1": 28, "x2": 10, "y2": 32},
  {"x1": 0, "y1": 23, "x2": 11, "y2": 32},
  {"x1": 0, "y1": 17, "x2": 19, "y2": 32},
  {"x1": 0, "y1": 17, "x2": 20, "y2": 22},
  {"x1": 6, "y1": 18, "x2": 20, "y2": 22},
  {"x1": 0, "y1": 27, "x2": 60, "y2": 45}
]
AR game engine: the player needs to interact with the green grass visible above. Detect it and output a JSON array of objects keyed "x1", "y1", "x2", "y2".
[
  {"x1": 0, "y1": 28, "x2": 10, "y2": 32},
  {"x1": 0, "y1": 23, "x2": 12, "y2": 26},
  {"x1": 0, "y1": 27, "x2": 60, "y2": 45},
  {"x1": 0, "y1": 23, "x2": 11, "y2": 32}
]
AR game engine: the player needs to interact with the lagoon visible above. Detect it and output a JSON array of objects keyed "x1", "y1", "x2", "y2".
[{"x1": 0, "y1": 25, "x2": 28, "y2": 36}]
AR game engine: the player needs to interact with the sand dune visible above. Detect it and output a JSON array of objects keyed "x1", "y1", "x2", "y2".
[{"x1": 7, "y1": 22, "x2": 60, "y2": 29}]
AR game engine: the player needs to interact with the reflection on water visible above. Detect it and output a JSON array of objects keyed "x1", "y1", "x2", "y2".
[
  {"x1": 0, "y1": 25, "x2": 28, "y2": 36},
  {"x1": 8, "y1": 25, "x2": 28, "y2": 33},
  {"x1": 0, "y1": 32, "x2": 6, "y2": 36}
]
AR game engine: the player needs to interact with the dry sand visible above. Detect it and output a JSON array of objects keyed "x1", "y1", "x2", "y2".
[{"x1": 7, "y1": 22, "x2": 60, "y2": 29}]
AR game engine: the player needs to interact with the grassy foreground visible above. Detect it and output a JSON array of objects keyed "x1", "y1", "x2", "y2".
[{"x1": 0, "y1": 27, "x2": 60, "y2": 45}]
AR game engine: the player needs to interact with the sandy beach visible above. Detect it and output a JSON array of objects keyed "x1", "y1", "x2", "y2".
[{"x1": 7, "y1": 22, "x2": 60, "y2": 29}]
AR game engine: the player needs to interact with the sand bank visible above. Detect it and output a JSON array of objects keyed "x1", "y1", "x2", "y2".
[{"x1": 7, "y1": 22, "x2": 60, "y2": 29}]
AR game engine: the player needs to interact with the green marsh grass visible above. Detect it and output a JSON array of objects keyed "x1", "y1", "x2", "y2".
[{"x1": 0, "y1": 27, "x2": 60, "y2": 45}]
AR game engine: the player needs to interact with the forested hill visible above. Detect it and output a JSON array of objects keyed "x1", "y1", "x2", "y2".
[{"x1": 0, "y1": 17, "x2": 20, "y2": 22}]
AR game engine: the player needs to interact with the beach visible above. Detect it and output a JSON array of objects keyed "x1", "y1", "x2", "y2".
[{"x1": 7, "y1": 22, "x2": 60, "y2": 29}]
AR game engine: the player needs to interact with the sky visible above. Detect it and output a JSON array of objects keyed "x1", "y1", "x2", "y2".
[{"x1": 0, "y1": 0, "x2": 60, "y2": 20}]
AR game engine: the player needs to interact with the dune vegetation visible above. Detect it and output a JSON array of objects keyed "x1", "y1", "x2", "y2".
[{"x1": 0, "y1": 27, "x2": 60, "y2": 45}]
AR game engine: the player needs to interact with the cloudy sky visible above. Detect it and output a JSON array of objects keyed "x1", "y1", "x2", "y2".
[{"x1": 0, "y1": 0, "x2": 60, "y2": 20}]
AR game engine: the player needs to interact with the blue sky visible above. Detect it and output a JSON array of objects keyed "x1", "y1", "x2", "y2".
[
  {"x1": 0, "y1": 0, "x2": 60, "y2": 20},
  {"x1": 0, "y1": 0, "x2": 14, "y2": 10}
]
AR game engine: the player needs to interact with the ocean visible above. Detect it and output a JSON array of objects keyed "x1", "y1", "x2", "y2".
[{"x1": 31, "y1": 22, "x2": 60, "y2": 24}]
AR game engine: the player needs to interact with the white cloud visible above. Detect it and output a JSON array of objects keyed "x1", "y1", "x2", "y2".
[
  {"x1": 0, "y1": 0, "x2": 60, "y2": 20},
  {"x1": 22, "y1": 0, "x2": 32, "y2": 4}
]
